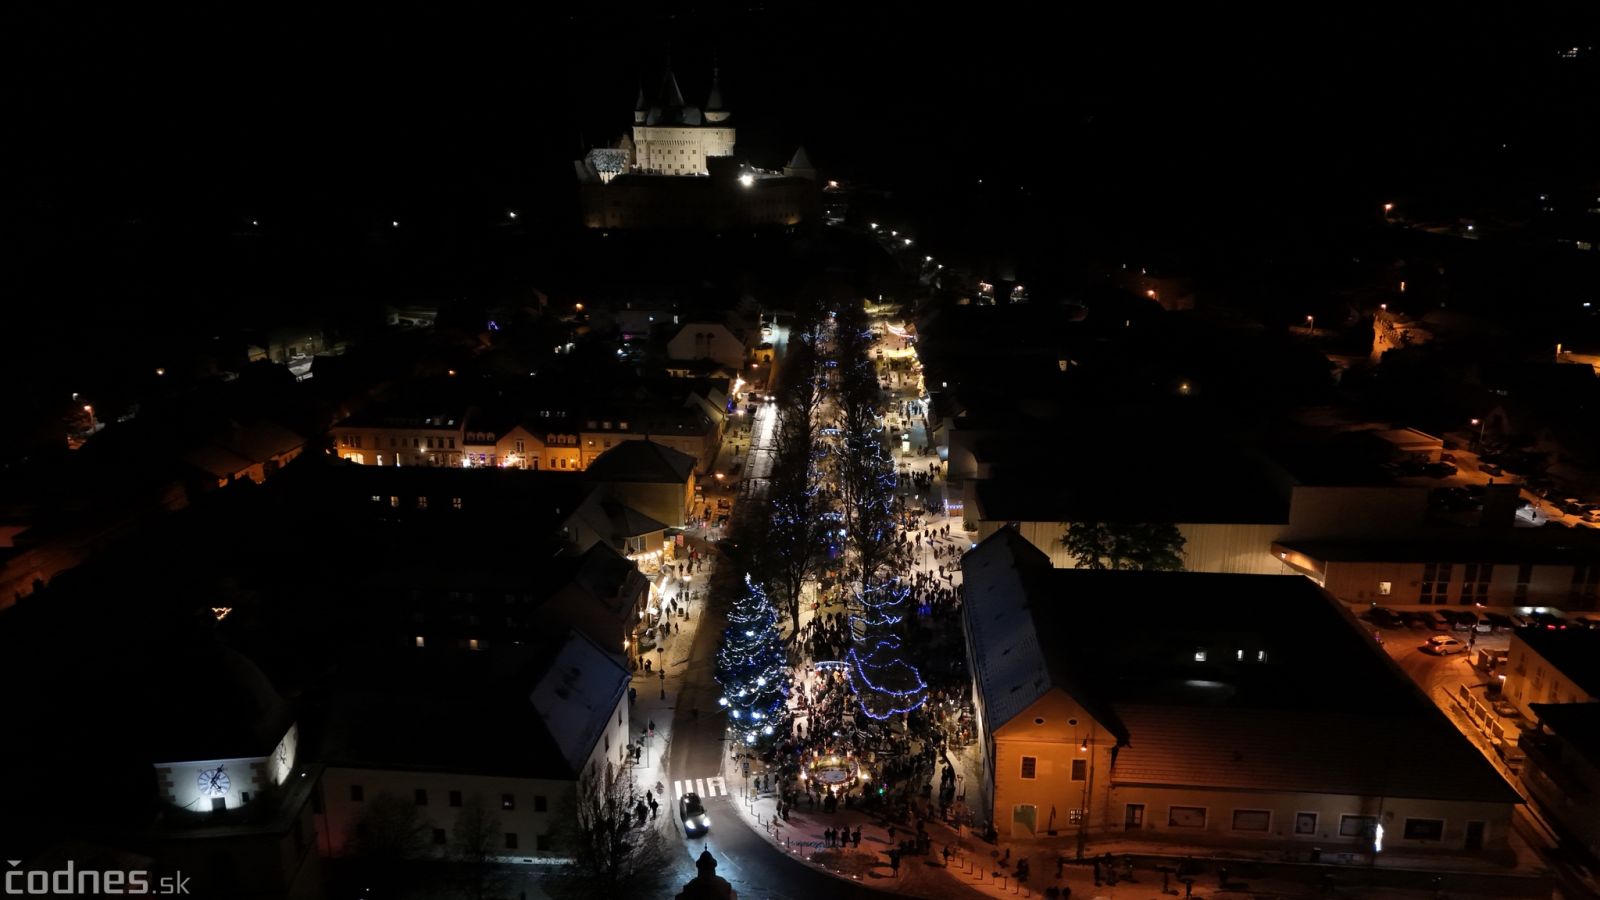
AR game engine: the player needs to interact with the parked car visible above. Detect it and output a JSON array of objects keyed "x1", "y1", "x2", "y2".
[
  {"x1": 1479, "y1": 463, "x2": 1504, "y2": 477},
  {"x1": 1399, "y1": 611, "x2": 1429, "y2": 630},
  {"x1": 1482, "y1": 612, "x2": 1516, "y2": 631},
  {"x1": 1363, "y1": 607, "x2": 1403, "y2": 630},
  {"x1": 1420, "y1": 610, "x2": 1450, "y2": 631},
  {"x1": 680, "y1": 792, "x2": 711, "y2": 837},
  {"x1": 1529, "y1": 612, "x2": 1570, "y2": 630},
  {"x1": 1424, "y1": 635, "x2": 1468, "y2": 655},
  {"x1": 1424, "y1": 462, "x2": 1459, "y2": 479}
]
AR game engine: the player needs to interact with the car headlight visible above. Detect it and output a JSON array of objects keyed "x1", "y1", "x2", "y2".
[{"x1": 699, "y1": 815, "x2": 711, "y2": 827}]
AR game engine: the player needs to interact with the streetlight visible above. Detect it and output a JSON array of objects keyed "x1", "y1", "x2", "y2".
[
  {"x1": 83, "y1": 405, "x2": 97, "y2": 433},
  {"x1": 1471, "y1": 418, "x2": 1485, "y2": 449},
  {"x1": 1075, "y1": 727, "x2": 1098, "y2": 861},
  {"x1": 1305, "y1": 314, "x2": 1315, "y2": 335}
]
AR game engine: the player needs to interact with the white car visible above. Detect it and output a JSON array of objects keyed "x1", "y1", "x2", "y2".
[{"x1": 1424, "y1": 636, "x2": 1467, "y2": 655}]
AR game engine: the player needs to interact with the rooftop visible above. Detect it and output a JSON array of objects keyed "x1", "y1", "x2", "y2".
[
  {"x1": 1528, "y1": 702, "x2": 1600, "y2": 772},
  {"x1": 1278, "y1": 531, "x2": 1600, "y2": 565},
  {"x1": 321, "y1": 630, "x2": 626, "y2": 779},
  {"x1": 973, "y1": 448, "x2": 1288, "y2": 525},
  {"x1": 1517, "y1": 628, "x2": 1600, "y2": 698},
  {"x1": 584, "y1": 439, "x2": 696, "y2": 485},
  {"x1": 963, "y1": 527, "x2": 1518, "y2": 803}
]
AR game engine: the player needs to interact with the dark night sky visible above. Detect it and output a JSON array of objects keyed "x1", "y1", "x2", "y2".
[{"x1": 6, "y1": 2, "x2": 1599, "y2": 333}]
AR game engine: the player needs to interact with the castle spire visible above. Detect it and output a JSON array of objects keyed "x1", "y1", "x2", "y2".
[
  {"x1": 704, "y1": 66, "x2": 730, "y2": 124},
  {"x1": 660, "y1": 64, "x2": 686, "y2": 110},
  {"x1": 706, "y1": 67, "x2": 725, "y2": 111}
]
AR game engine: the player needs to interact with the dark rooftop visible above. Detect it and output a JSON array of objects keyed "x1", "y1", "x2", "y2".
[
  {"x1": 321, "y1": 640, "x2": 579, "y2": 779},
  {"x1": 1529, "y1": 702, "x2": 1600, "y2": 772},
  {"x1": 964, "y1": 527, "x2": 1518, "y2": 803},
  {"x1": 584, "y1": 439, "x2": 696, "y2": 484},
  {"x1": 1518, "y1": 628, "x2": 1600, "y2": 699},
  {"x1": 973, "y1": 447, "x2": 1288, "y2": 525}
]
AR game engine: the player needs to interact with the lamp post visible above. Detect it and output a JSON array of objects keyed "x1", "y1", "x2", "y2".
[
  {"x1": 1471, "y1": 418, "x2": 1486, "y2": 450},
  {"x1": 83, "y1": 405, "x2": 97, "y2": 434},
  {"x1": 1076, "y1": 725, "x2": 1098, "y2": 861},
  {"x1": 1305, "y1": 314, "x2": 1315, "y2": 335}
]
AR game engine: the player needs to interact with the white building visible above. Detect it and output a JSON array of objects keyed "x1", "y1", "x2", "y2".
[
  {"x1": 629, "y1": 67, "x2": 734, "y2": 176},
  {"x1": 315, "y1": 629, "x2": 632, "y2": 861}
]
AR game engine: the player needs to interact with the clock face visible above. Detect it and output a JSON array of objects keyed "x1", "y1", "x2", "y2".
[{"x1": 197, "y1": 767, "x2": 230, "y2": 798}]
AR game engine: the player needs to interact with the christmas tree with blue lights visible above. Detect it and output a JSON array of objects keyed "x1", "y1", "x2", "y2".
[{"x1": 715, "y1": 575, "x2": 788, "y2": 746}]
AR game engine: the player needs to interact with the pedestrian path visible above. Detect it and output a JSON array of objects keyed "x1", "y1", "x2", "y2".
[{"x1": 674, "y1": 775, "x2": 729, "y2": 799}]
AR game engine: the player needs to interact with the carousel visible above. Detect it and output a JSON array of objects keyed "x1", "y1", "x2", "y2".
[{"x1": 800, "y1": 748, "x2": 868, "y2": 793}]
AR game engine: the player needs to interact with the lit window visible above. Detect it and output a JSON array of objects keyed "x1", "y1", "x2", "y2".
[
  {"x1": 469, "y1": 639, "x2": 481, "y2": 651},
  {"x1": 1378, "y1": 582, "x2": 1392, "y2": 595},
  {"x1": 390, "y1": 496, "x2": 399, "y2": 508},
  {"x1": 1258, "y1": 650, "x2": 1267, "y2": 662},
  {"x1": 417, "y1": 496, "x2": 428, "y2": 510},
  {"x1": 452, "y1": 497, "x2": 463, "y2": 510},
  {"x1": 415, "y1": 636, "x2": 426, "y2": 648},
  {"x1": 1236, "y1": 649, "x2": 1244, "y2": 661},
  {"x1": 1194, "y1": 649, "x2": 1207, "y2": 662}
]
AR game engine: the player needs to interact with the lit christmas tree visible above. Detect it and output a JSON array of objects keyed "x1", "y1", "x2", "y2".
[{"x1": 715, "y1": 575, "x2": 788, "y2": 746}]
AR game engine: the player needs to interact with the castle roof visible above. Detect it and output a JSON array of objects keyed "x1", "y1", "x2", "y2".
[
  {"x1": 584, "y1": 439, "x2": 696, "y2": 485},
  {"x1": 786, "y1": 146, "x2": 814, "y2": 170},
  {"x1": 645, "y1": 64, "x2": 706, "y2": 126},
  {"x1": 705, "y1": 68, "x2": 726, "y2": 111}
]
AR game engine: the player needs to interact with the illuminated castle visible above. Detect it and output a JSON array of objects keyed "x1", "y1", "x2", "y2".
[{"x1": 575, "y1": 65, "x2": 818, "y2": 230}]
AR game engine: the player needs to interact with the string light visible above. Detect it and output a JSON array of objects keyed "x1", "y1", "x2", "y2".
[{"x1": 715, "y1": 575, "x2": 787, "y2": 747}]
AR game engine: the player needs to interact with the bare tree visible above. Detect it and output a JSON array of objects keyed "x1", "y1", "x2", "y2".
[
  {"x1": 346, "y1": 791, "x2": 432, "y2": 896},
  {"x1": 449, "y1": 796, "x2": 508, "y2": 900},
  {"x1": 350, "y1": 791, "x2": 431, "y2": 861},
  {"x1": 552, "y1": 764, "x2": 666, "y2": 898}
]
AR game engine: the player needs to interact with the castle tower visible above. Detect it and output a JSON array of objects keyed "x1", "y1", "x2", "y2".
[
  {"x1": 783, "y1": 146, "x2": 817, "y2": 181},
  {"x1": 704, "y1": 67, "x2": 730, "y2": 124},
  {"x1": 633, "y1": 85, "x2": 648, "y2": 125},
  {"x1": 632, "y1": 62, "x2": 732, "y2": 176}
]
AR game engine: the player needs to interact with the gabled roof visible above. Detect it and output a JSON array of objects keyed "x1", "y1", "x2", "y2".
[
  {"x1": 962, "y1": 525, "x2": 1519, "y2": 804},
  {"x1": 787, "y1": 146, "x2": 813, "y2": 170},
  {"x1": 571, "y1": 491, "x2": 669, "y2": 541},
  {"x1": 320, "y1": 648, "x2": 578, "y2": 779},
  {"x1": 584, "y1": 440, "x2": 695, "y2": 485},
  {"x1": 962, "y1": 528, "x2": 1128, "y2": 742},
  {"x1": 529, "y1": 629, "x2": 632, "y2": 775},
  {"x1": 1113, "y1": 704, "x2": 1518, "y2": 802},
  {"x1": 147, "y1": 639, "x2": 291, "y2": 763},
  {"x1": 182, "y1": 444, "x2": 256, "y2": 481},
  {"x1": 213, "y1": 421, "x2": 304, "y2": 462}
]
